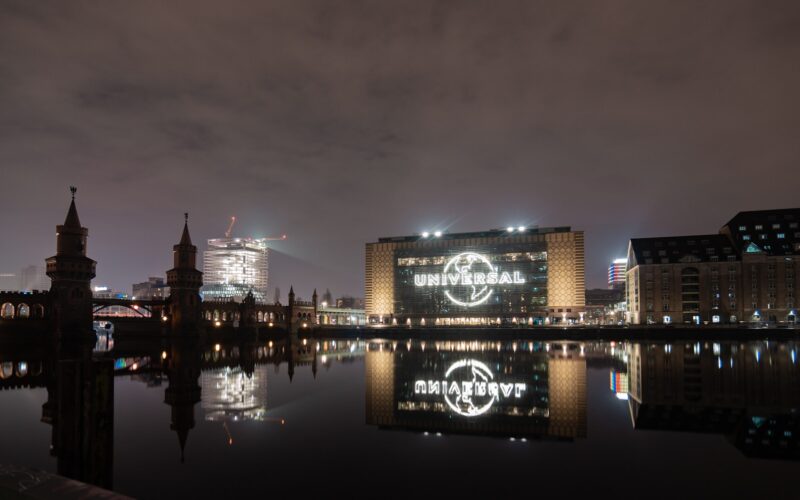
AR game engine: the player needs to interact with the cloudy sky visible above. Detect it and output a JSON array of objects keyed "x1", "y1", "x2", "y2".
[{"x1": 0, "y1": 0, "x2": 798, "y2": 298}]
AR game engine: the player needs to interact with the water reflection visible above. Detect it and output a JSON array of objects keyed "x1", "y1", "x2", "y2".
[
  {"x1": 627, "y1": 341, "x2": 800, "y2": 460},
  {"x1": 365, "y1": 340, "x2": 587, "y2": 440},
  {"x1": 0, "y1": 335, "x2": 797, "y2": 497}
]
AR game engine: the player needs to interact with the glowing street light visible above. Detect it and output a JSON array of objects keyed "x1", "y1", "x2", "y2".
[
  {"x1": 421, "y1": 231, "x2": 430, "y2": 238},
  {"x1": 506, "y1": 227, "x2": 514, "y2": 233},
  {"x1": 434, "y1": 231, "x2": 442, "y2": 237}
]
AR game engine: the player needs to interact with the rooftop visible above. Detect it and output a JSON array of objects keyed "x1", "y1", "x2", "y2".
[{"x1": 376, "y1": 226, "x2": 573, "y2": 243}]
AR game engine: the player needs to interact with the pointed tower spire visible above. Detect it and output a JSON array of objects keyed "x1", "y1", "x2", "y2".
[
  {"x1": 63, "y1": 186, "x2": 82, "y2": 228},
  {"x1": 179, "y1": 212, "x2": 192, "y2": 246}
]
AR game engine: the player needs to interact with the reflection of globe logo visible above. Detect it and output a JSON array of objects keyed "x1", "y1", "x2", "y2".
[
  {"x1": 444, "y1": 252, "x2": 494, "y2": 307},
  {"x1": 444, "y1": 359, "x2": 495, "y2": 417}
]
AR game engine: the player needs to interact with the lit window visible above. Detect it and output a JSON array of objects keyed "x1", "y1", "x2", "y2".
[
  {"x1": 742, "y1": 235, "x2": 750, "y2": 241},
  {"x1": 772, "y1": 223, "x2": 781, "y2": 229},
  {"x1": 738, "y1": 225, "x2": 747, "y2": 231},
  {"x1": 755, "y1": 224, "x2": 763, "y2": 230},
  {"x1": 777, "y1": 233, "x2": 785, "y2": 239}
]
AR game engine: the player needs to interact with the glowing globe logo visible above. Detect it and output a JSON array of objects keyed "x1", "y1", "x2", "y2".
[
  {"x1": 443, "y1": 359, "x2": 496, "y2": 417},
  {"x1": 443, "y1": 252, "x2": 494, "y2": 307},
  {"x1": 412, "y1": 359, "x2": 528, "y2": 418},
  {"x1": 412, "y1": 251, "x2": 526, "y2": 308}
]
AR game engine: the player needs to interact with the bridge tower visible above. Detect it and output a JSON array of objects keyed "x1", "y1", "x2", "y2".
[
  {"x1": 46, "y1": 187, "x2": 96, "y2": 338},
  {"x1": 166, "y1": 214, "x2": 203, "y2": 333}
]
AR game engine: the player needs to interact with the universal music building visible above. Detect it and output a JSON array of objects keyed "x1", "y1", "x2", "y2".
[{"x1": 365, "y1": 226, "x2": 585, "y2": 326}]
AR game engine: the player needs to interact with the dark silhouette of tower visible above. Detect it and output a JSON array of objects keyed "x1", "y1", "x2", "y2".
[
  {"x1": 45, "y1": 187, "x2": 97, "y2": 339},
  {"x1": 41, "y1": 342, "x2": 114, "y2": 489},
  {"x1": 164, "y1": 340, "x2": 201, "y2": 463},
  {"x1": 166, "y1": 214, "x2": 203, "y2": 333},
  {"x1": 287, "y1": 286, "x2": 295, "y2": 331},
  {"x1": 312, "y1": 288, "x2": 318, "y2": 323}
]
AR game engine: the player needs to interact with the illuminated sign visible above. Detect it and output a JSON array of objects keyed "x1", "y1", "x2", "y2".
[
  {"x1": 413, "y1": 359, "x2": 527, "y2": 417},
  {"x1": 413, "y1": 252, "x2": 526, "y2": 307}
]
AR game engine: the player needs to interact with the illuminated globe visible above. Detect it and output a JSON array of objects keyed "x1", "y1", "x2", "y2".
[{"x1": 443, "y1": 252, "x2": 494, "y2": 307}]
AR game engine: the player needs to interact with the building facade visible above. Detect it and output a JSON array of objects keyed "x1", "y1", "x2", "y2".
[
  {"x1": 626, "y1": 209, "x2": 800, "y2": 325},
  {"x1": 201, "y1": 237, "x2": 269, "y2": 302},
  {"x1": 608, "y1": 258, "x2": 627, "y2": 290},
  {"x1": 365, "y1": 226, "x2": 585, "y2": 325},
  {"x1": 132, "y1": 277, "x2": 170, "y2": 300}
]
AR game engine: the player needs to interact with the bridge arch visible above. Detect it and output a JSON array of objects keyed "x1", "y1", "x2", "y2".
[
  {"x1": 17, "y1": 303, "x2": 30, "y2": 319},
  {"x1": 32, "y1": 304, "x2": 44, "y2": 319},
  {"x1": 1, "y1": 303, "x2": 14, "y2": 319},
  {"x1": 0, "y1": 362, "x2": 12, "y2": 379}
]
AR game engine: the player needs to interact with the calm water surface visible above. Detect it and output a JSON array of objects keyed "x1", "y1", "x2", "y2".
[{"x1": 0, "y1": 335, "x2": 798, "y2": 498}]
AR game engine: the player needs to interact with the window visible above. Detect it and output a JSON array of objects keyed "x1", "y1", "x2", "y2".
[
  {"x1": 738, "y1": 225, "x2": 747, "y2": 231},
  {"x1": 743, "y1": 235, "x2": 751, "y2": 241},
  {"x1": 755, "y1": 224, "x2": 763, "y2": 230},
  {"x1": 778, "y1": 233, "x2": 785, "y2": 239},
  {"x1": 772, "y1": 223, "x2": 781, "y2": 229}
]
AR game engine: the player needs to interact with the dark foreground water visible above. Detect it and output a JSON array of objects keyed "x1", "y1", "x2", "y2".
[{"x1": 1, "y1": 336, "x2": 798, "y2": 499}]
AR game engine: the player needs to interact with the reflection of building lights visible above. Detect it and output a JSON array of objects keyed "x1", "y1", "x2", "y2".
[
  {"x1": 161, "y1": 315, "x2": 168, "y2": 322},
  {"x1": 215, "y1": 320, "x2": 221, "y2": 327},
  {"x1": 302, "y1": 338, "x2": 307, "y2": 346},
  {"x1": 268, "y1": 341, "x2": 273, "y2": 348},
  {"x1": 161, "y1": 351, "x2": 167, "y2": 360},
  {"x1": 268, "y1": 322, "x2": 273, "y2": 327},
  {"x1": 214, "y1": 344, "x2": 221, "y2": 352}
]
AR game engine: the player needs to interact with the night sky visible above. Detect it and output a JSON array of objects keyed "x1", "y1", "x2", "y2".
[{"x1": 1, "y1": 1, "x2": 798, "y2": 299}]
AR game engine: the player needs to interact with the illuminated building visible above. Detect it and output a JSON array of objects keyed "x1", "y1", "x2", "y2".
[
  {"x1": 608, "y1": 258, "x2": 626, "y2": 290},
  {"x1": 626, "y1": 208, "x2": 800, "y2": 325},
  {"x1": 200, "y1": 365, "x2": 268, "y2": 422},
  {"x1": 201, "y1": 237, "x2": 269, "y2": 302},
  {"x1": 365, "y1": 226, "x2": 585, "y2": 325},
  {"x1": 365, "y1": 340, "x2": 587, "y2": 439}
]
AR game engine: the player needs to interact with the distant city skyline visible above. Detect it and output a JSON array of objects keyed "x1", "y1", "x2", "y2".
[{"x1": 1, "y1": 1, "x2": 798, "y2": 298}]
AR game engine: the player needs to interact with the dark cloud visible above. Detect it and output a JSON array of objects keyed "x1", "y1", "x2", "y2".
[{"x1": 0, "y1": 0, "x2": 799, "y2": 297}]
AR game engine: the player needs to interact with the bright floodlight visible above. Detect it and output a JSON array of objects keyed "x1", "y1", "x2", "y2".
[
  {"x1": 434, "y1": 231, "x2": 442, "y2": 237},
  {"x1": 506, "y1": 227, "x2": 514, "y2": 233},
  {"x1": 517, "y1": 226, "x2": 525, "y2": 232},
  {"x1": 421, "y1": 231, "x2": 430, "y2": 238}
]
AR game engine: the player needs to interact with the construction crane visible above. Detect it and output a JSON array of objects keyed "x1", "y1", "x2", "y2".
[
  {"x1": 224, "y1": 216, "x2": 287, "y2": 241},
  {"x1": 225, "y1": 216, "x2": 237, "y2": 238}
]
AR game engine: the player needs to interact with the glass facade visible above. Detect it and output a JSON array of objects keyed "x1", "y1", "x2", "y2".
[{"x1": 393, "y1": 242, "x2": 547, "y2": 318}]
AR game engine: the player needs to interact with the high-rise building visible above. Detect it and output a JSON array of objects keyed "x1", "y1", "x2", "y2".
[
  {"x1": 201, "y1": 237, "x2": 269, "y2": 302},
  {"x1": 20, "y1": 265, "x2": 49, "y2": 291},
  {"x1": 608, "y1": 258, "x2": 627, "y2": 290},
  {"x1": 0, "y1": 273, "x2": 17, "y2": 291}
]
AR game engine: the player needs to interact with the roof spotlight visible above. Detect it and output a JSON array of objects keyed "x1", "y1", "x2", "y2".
[
  {"x1": 421, "y1": 231, "x2": 430, "y2": 238},
  {"x1": 434, "y1": 231, "x2": 442, "y2": 237},
  {"x1": 506, "y1": 227, "x2": 515, "y2": 233},
  {"x1": 517, "y1": 226, "x2": 525, "y2": 232}
]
